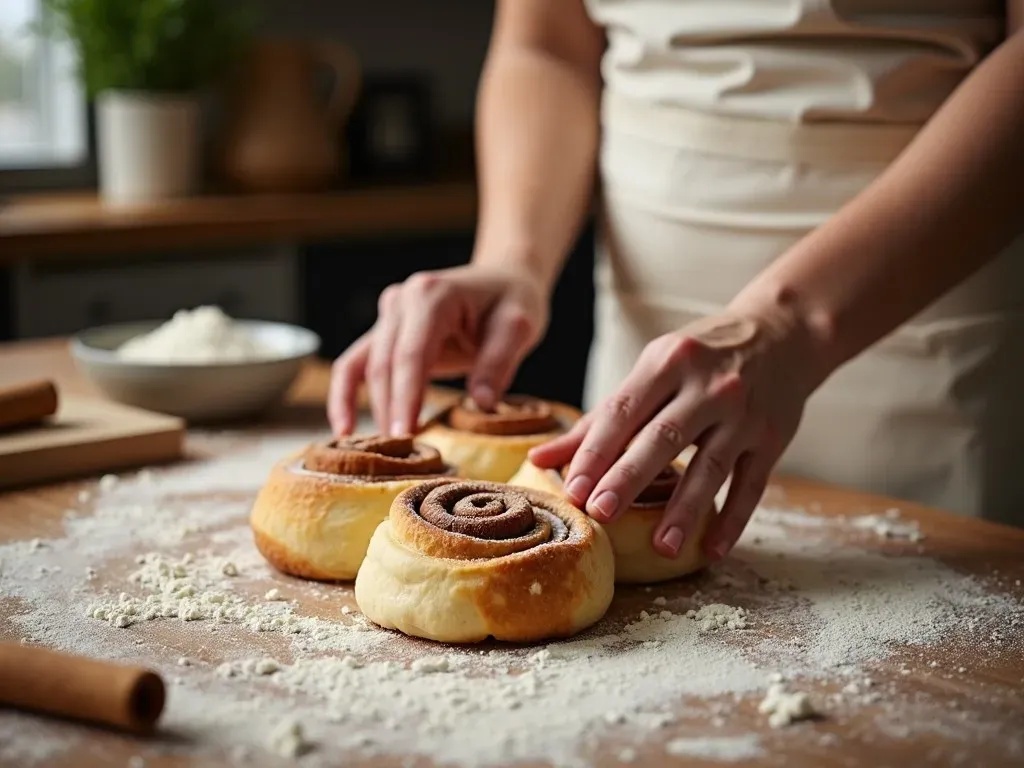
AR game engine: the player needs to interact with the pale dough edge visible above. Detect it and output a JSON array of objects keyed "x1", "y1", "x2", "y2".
[
  {"x1": 508, "y1": 459, "x2": 718, "y2": 584},
  {"x1": 354, "y1": 517, "x2": 615, "y2": 643}
]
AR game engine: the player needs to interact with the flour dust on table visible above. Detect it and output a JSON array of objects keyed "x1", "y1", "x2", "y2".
[{"x1": 0, "y1": 429, "x2": 1022, "y2": 767}]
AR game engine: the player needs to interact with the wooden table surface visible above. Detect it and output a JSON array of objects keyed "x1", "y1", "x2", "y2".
[{"x1": 1, "y1": 341, "x2": 1023, "y2": 768}]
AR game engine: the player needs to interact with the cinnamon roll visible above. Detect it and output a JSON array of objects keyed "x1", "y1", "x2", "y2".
[
  {"x1": 354, "y1": 479, "x2": 615, "y2": 643},
  {"x1": 416, "y1": 395, "x2": 580, "y2": 482},
  {"x1": 508, "y1": 457, "x2": 721, "y2": 584},
  {"x1": 250, "y1": 436, "x2": 454, "y2": 581}
]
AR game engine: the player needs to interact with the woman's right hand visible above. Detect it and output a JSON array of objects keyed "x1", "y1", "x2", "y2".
[{"x1": 328, "y1": 264, "x2": 550, "y2": 437}]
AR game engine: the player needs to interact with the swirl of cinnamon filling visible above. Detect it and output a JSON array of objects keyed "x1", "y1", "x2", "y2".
[
  {"x1": 446, "y1": 395, "x2": 560, "y2": 436},
  {"x1": 303, "y1": 436, "x2": 447, "y2": 477},
  {"x1": 559, "y1": 463, "x2": 682, "y2": 506},
  {"x1": 392, "y1": 480, "x2": 575, "y2": 560}
]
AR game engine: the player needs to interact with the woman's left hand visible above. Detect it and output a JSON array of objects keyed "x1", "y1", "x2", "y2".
[{"x1": 529, "y1": 302, "x2": 828, "y2": 562}]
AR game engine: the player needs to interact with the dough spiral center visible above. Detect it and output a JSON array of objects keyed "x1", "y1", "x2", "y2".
[
  {"x1": 419, "y1": 486, "x2": 537, "y2": 540},
  {"x1": 397, "y1": 480, "x2": 574, "y2": 560},
  {"x1": 303, "y1": 436, "x2": 447, "y2": 477},
  {"x1": 447, "y1": 395, "x2": 559, "y2": 436}
]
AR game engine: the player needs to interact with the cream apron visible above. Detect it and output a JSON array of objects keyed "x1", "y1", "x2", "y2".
[{"x1": 583, "y1": 84, "x2": 1024, "y2": 524}]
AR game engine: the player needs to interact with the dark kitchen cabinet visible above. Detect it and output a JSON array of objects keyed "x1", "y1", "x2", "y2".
[
  {"x1": 0, "y1": 268, "x2": 11, "y2": 342},
  {"x1": 301, "y1": 223, "x2": 596, "y2": 408}
]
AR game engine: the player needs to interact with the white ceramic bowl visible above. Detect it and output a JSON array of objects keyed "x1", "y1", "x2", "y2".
[{"x1": 70, "y1": 320, "x2": 321, "y2": 423}]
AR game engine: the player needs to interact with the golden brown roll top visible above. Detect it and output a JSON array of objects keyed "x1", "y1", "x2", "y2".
[
  {"x1": 354, "y1": 479, "x2": 615, "y2": 643},
  {"x1": 446, "y1": 396, "x2": 560, "y2": 436},
  {"x1": 417, "y1": 395, "x2": 580, "y2": 482},
  {"x1": 509, "y1": 457, "x2": 719, "y2": 584},
  {"x1": 250, "y1": 436, "x2": 454, "y2": 581},
  {"x1": 302, "y1": 435, "x2": 447, "y2": 478}
]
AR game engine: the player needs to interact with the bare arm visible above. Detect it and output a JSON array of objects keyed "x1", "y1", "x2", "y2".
[
  {"x1": 328, "y1": 1, "x2": 603, "y2": 435},
  {"x1": 530, "y1": 4, "x2": 1024, "y2": 562},
  {"x1": 471, "y1": 0, "x2": 605, "y2": 296},
  {"x1": 732, "y1": 13, "x2": 1024, "y2": 387}
]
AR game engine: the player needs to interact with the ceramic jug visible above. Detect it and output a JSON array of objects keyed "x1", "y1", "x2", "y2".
[{"x1": 219, "y1": 38, "x2": 361, "y2": 193}]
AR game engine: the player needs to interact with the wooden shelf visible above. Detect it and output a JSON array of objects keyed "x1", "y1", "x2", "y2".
[{"x1": 0, "y1": 181, "x2": 477, "y2": 263}]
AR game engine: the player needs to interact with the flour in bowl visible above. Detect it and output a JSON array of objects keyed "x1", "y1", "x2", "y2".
[{"x1": 116, "y1": 306, "x2": 274, "y2": 364}]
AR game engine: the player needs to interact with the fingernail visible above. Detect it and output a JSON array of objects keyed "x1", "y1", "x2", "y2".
[
  {"x1": 390, "y1": 420, "x2": 406, "y2": 437},
  {"x1": 565, "y1": 475, "x2": 593, "y2": 505},
  {"x1": 588, "y1": 490, "x2": 619, "y2": 522},
  {"x1": 660, "y1": 526, "x2": 684, "y2": 557}
]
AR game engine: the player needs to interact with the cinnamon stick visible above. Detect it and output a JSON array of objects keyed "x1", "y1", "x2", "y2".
[
  {"x1": 0, "y1": 643, "x2": 165, "y2": 734},
  {"x1": 0, "y1": 379, "x2": 59, "y2": 431}
]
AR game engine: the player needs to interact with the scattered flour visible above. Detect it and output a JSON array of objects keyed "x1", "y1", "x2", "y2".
[
  {"x1": 267, "y1": 719, "x2": 312, "y2": 758},
  {"x1": 758, "y1": 684, "x2": 817, "y2": 728},
  {"x1": 0, "y1": 429, "x2": 1021, "y2": 767},
  {"x1": 218, "y1": 658, "x2": 282, "y2": 678},
  {"x1": 851, "y1": 508, "x2": 925, "y2": 542},
  {"x1": 665, "y1": 734, "x2": 763, "y2": 761},
  {"x1": 410, "y1": 655, "x2": 453, "y2": 674},
  {"x1": 0, "y1": 720, "x2": 74, "y2": 766},
  {"x1": 116, "y1": 306, "x2": 275, "y2": 364},
  {"x1": 685, "y1": 603, "x2": 750, "y2": 631}
]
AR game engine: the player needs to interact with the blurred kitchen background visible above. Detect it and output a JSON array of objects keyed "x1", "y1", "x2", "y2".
[{"x1": 0, "y1": 0, "x2": 596, "y2": 408}]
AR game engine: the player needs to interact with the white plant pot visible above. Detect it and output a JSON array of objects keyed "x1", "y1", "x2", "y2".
[{"x1": 96, "y1": 91, "x2": 201, "y2": 205}]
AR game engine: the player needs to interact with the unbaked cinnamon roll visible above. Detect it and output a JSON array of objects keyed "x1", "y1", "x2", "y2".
[
  {"x1": 354, "y1": 478, "x2": 615, "y2": 643},
  {"x1": 416, "y1": 395, "x2": 580, "y2": 482},
  {"x1": 508, "y1": 457, "x2": 721, "y2": 584},
  {"x1": 250, "y1": 436, "x2": 455, "y2": 581}
]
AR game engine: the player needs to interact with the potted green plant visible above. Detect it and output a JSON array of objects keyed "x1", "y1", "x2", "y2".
[{"x1": 40, "y1": 0, "x2": 255, "y2": 205}]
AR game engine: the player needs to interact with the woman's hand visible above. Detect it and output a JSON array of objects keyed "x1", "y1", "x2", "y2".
[
  {"x1": 328, "y1": 264, "x2": 549, "y2": 437},
  {"x1": 529, "y1": 302, "x2": 829, "y2": 562}
]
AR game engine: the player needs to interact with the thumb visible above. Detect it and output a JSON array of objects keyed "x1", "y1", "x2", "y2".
[{"x1": 467, "y1": 301, "x2": 535, "y2": 408}]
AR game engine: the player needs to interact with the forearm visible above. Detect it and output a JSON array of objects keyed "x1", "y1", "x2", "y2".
[
  {"x1": 471, "y1": 21, "x2": 602, "y2": 297},
  {"x1": 732, "y1": 30, "x2": 1024, "y2": 385}
]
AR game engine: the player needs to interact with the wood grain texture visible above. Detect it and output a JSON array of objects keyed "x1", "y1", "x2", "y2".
[
  {"x1": 0, "y1": 396, "x2": 185, "y2": 490},
  {"x1": 0, "y1": 341, "x2": 1022, "y2": 767},
  {"x1": 0, "y1": 182, "x2": 477, "y2": 263}
]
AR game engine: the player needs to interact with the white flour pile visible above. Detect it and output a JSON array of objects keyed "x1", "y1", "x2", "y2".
[
  {"x1": 1, "y1": 429, "x2": 1023, "y2": 768},
  {"x1": 116, "y1": 305, "x2": 274, "y2": 364}
]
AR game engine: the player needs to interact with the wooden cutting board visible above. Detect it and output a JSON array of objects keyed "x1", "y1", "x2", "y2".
[{"x1": 0, "y1": 396, "x2": 185, "y2": 490}]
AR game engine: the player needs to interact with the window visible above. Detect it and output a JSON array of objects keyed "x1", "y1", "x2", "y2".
[{"x1": 0, "y1": 0, "x2": 87, "y2": 170}]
